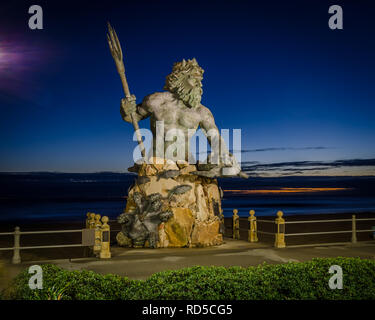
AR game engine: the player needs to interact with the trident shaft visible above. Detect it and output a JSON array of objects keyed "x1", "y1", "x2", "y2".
[{"x1": 107, "y1": 22, "x2": 146, "y2": 159}]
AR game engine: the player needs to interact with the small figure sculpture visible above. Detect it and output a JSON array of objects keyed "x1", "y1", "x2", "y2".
[{"x1": 232, "y1": 209, "x2": 240, "y2": 240}]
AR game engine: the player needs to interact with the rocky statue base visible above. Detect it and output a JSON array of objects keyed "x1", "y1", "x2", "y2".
[{"x1": 116, "y1": 158, "x2": 224, "y2": 248}]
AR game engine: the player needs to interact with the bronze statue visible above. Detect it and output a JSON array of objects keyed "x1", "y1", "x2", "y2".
[
  {"x1": 108, "y1": 23, "x2": 246, "y2": 248},
  {"x1": 107, "y1": 23, "x2": 248, "y2": 179}
]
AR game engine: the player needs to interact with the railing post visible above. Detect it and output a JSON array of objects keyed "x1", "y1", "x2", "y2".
[
  {"x1": 274, "y1": 211, "x2": 286, "y2": 248},
  {"x1": 94, "y1": 214, "x2": 102, "y2": 256},
  {"x1": 232, "y1": 209, "x2": 240, "y2": 240},
  {"x1": 12, "y1": 226, "x2": 21, "y2": 264},
  {"x1": 248, "y1": 210, "x2": 258, "y2": 243},
  {"x1": 87, "y1": 212, "x2": 96, "y2": 256},
  {"x1": 85, "y1": 212, "x2": 91, "y2": 229},
  {"x1": 88, "y1": 213, "x2": 96, "y2": 229},
  {"x1": 351, "y1": 214, "x2": 357, "y2": 244},
  {"x1": 100, "y1": 216, "x2": 111, "y2": 259}
]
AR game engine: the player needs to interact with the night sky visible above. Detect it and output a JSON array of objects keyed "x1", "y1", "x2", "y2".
[{"x1": 0, "y1": 0, "x2": 374, "y2": 176}]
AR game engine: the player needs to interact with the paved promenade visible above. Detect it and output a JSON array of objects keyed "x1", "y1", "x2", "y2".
[{"x1": 3, "y1": 239, "x2": 374, "y2": 284}]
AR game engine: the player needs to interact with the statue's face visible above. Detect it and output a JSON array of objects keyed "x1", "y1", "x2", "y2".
[
  {"x1": 181, "y1": 73, "x2": 203, "y2": 108},
  {"x1": 164, "y1": 59, "x2": 204, "y2": 108},
  {"x1": 185, "y1": 74, "x2": 203, "y2": 90}
]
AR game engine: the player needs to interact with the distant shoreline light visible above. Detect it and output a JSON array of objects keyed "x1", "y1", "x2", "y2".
[{"x1": 224, "y1": 188, "x2": 352, "y2": 195}]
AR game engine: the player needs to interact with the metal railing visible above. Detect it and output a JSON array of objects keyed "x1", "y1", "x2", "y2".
[
  {"x1": 0, "y1": 227, "x2": 85, "y2": 264},
  {"x1": 228, "y1": 211, "x2": 375, "y2": 248},
  {"x1": 283, "y1": 216, "x2": 375, "y2": 244},
  {"x1": 256, "y1": 219, "x2": 275, "y2": 236},
  {"x1": 0, "y1": 224, "x2": 122, "y2": 264}
]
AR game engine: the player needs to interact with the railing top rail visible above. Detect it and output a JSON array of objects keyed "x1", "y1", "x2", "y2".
[
  {"x1": 285, "y1": 219, "x2": 352, "y2": 224},
  {"x1": 19, "y1": 244, "x2": 84, "y2": 250},
  {"x1": 285, "y1": 230, "x2": 352, "y2": 236},
  {"x1": 241, "y1": 217, "x2": 375, "y2": 224},
  {"x1": 257, "y1": 231, "x2": 274, "y2": 235},
  {"x1": 0, "y1": 243, "x2": 85, "y2": 251},
  {"x1": 19, "y1": 229, "x2": 83, "y2": 235},
  {"x1": 0, "y1": 232, "x2": 14, "y2": 236},
  {"x1": 0, "y1": 229, "x2": 83, "y2": 236}
]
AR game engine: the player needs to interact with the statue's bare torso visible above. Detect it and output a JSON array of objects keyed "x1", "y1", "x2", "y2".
[
  {"x1": 122, "y1": 91, "x2": 217, "y2": 160},
  {"x1": 119, "y1": 58, "x2": 247, "y2": 177}
]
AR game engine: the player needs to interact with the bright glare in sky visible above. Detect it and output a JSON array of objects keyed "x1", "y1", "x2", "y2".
[
  {"x1": 0, "y1": 45, "x2": 7, "y2": 66},
  {"x1": 0, "y1": 46, "x2": 7, "y2": 71}
]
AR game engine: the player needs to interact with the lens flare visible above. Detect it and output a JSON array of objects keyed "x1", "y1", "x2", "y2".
[{"x1": 0, "y1": 37, "x2": 50, "y2": 95}]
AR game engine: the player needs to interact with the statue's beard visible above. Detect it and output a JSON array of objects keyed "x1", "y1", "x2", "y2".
[{"x1": 178, "y1": 86, "x2": 203, "y2": 108}]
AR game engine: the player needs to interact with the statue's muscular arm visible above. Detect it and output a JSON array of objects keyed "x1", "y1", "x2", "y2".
[
  {"x1": 199, "y1": 106, "x2": 245, "y2": 176},
  {"x1": 198, "y1": 105, "x2": 217, "y2": 133},
  {"x1": 198, "y1": 106, "x2": 231, "y2": 161},
  {"x1": 121, "y1": 93, "x2": 164, "y2": 123}
]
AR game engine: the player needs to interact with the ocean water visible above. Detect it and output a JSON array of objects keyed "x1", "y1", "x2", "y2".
[{"x1": 0, "y1": 173, "x2": 375, "y2": 223}]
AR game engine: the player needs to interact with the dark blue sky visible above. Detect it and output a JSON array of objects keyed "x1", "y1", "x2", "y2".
[{"x1": 0, "y1": 0, "x2": 374, "y2": 175}]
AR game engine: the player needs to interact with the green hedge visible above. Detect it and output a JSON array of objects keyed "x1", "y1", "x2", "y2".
[{"x1": 6, "y1": 257, "x2": 375, "y2": 300}]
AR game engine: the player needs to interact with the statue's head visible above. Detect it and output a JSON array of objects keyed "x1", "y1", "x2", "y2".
[{"x1": 164, "y1": 58, "x2": 204, "y2": 108}]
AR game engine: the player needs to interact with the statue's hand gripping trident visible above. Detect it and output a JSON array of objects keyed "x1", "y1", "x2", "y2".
[{"x1": 107, "y1": 22, "x2": 146, "y2": 159}]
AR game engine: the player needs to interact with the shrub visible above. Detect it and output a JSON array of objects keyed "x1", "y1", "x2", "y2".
[
  {"x1": 0, "y1": 260, "x2": 5, "y2": 299},
  {"x1": 0, "y1": 260, "x2": 12, "y2": 300},
  {"x1": 6, "y1": 257, "x2": 375, "y2": 300},
  {"x1": 8, "y1": 264, "x2": 138, "y2": 300}
]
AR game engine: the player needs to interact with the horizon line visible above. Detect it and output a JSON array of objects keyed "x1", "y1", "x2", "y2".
[{"x1": 0, "y1": 171, "x2": 374, "y2": 178}]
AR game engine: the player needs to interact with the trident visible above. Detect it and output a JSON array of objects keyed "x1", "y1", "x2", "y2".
[{"x1": 107, "y1": 22, "x2": 146, "y2": 159}]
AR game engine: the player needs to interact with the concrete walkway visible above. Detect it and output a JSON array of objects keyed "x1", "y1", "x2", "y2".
[{"x1": 4, "y1": 239, "x2": 374, "y2": 281}]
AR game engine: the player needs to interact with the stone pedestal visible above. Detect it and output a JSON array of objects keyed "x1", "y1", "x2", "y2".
[{"x1": 116, "y1": 158, "x2": 224, "y2": 248}]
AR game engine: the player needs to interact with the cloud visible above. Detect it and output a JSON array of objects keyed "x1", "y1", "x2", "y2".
[
  {"x1": 196, "y1": 146, "x2": 332, "y2": 155},
  {"x1": 242, "y1": 159, "x2": 375, "y2": 168},
  {"x1": 240, "y1": 158, "x2": 375, "y2": 177},
  {"x1": 239, "y1": 146, "x2": 332, "y2": 153}
]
